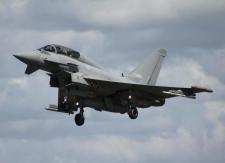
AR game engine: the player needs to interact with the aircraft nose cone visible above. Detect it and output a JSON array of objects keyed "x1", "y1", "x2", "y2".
[
  {"x1": 13, "y1": 53, "x2": 40, "y2": 65},
  {"x1": 13, "y1": 54, "x2": 28, "y2": 63}
]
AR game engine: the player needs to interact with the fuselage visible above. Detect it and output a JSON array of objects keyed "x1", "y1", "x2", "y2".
[{"x1": 14, "y1": 44, "x2": 146, "y2": 113}]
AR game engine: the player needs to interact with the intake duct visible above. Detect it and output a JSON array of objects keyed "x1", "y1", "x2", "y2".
[{"x1": 49, "y1": 73, "x2": 72, "y2": 87}]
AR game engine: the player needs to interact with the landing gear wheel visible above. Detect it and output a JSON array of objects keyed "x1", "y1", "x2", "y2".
[
  {"x1": 128, "y1": 106, "x2": 138, "y2": 119},
  {"x1": 74, "y1": 113, "x2": 85, "y2": 126}
]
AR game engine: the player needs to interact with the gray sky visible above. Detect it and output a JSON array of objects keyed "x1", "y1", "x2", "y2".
[{"x1": 0, "y1": 0, "x2": 225, "y2": 163}]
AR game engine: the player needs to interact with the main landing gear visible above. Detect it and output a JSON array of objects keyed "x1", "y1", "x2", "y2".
[
  {"x1": 127, "y1": 95, "x2": 138, "y2": 119},
  {"x1": 128, "y1": 106, "x2": 138, "y2": 119}
]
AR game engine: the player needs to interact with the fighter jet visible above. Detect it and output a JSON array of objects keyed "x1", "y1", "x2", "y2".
[{"x1": 14, "y1": 44, "x2": 213, "y2": 126}]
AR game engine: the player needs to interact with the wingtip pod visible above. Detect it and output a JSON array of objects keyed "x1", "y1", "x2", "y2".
[
  {"x1": 191, "y1": 86, "x2": 213, "y2": 93},
  {"x1": 204, "y1": 88, "x2": 213, "y2": 93}
]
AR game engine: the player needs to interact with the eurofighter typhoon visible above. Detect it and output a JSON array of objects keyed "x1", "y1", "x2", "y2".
[{"x1": 14, "y1": 44, "x2": 213, "y2": 126}]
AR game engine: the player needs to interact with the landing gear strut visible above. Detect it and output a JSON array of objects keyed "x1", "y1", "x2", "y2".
[{"x1": 74, "y1": 108, "x2": 85, "y2": 126}]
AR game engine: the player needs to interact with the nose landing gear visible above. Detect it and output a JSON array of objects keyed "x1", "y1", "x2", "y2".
[{"x1": 74, "y1": 107, "x2": 85, "y2": 126}]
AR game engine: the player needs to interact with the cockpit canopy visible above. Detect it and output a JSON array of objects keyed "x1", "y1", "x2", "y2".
[{"x1": 38, "y1": 44, "x2": 80, "y2": 59}]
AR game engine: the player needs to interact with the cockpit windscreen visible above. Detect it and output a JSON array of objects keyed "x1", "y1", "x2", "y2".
[{"x1": 38, "y1": 44, "x2": 80, "y2": 59}]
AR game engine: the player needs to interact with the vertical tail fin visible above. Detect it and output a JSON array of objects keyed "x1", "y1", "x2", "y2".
[{"x1": 127, "y1": 48, "x2": 166, "y2": 85}]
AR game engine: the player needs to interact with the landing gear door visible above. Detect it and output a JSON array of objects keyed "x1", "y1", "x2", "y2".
[
  {"x1": 58, "y1": 88, "x2": 76, "y2": 113},
  {"x1": 58, "y1": 87, "x2": 66, "y2": 110}
]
